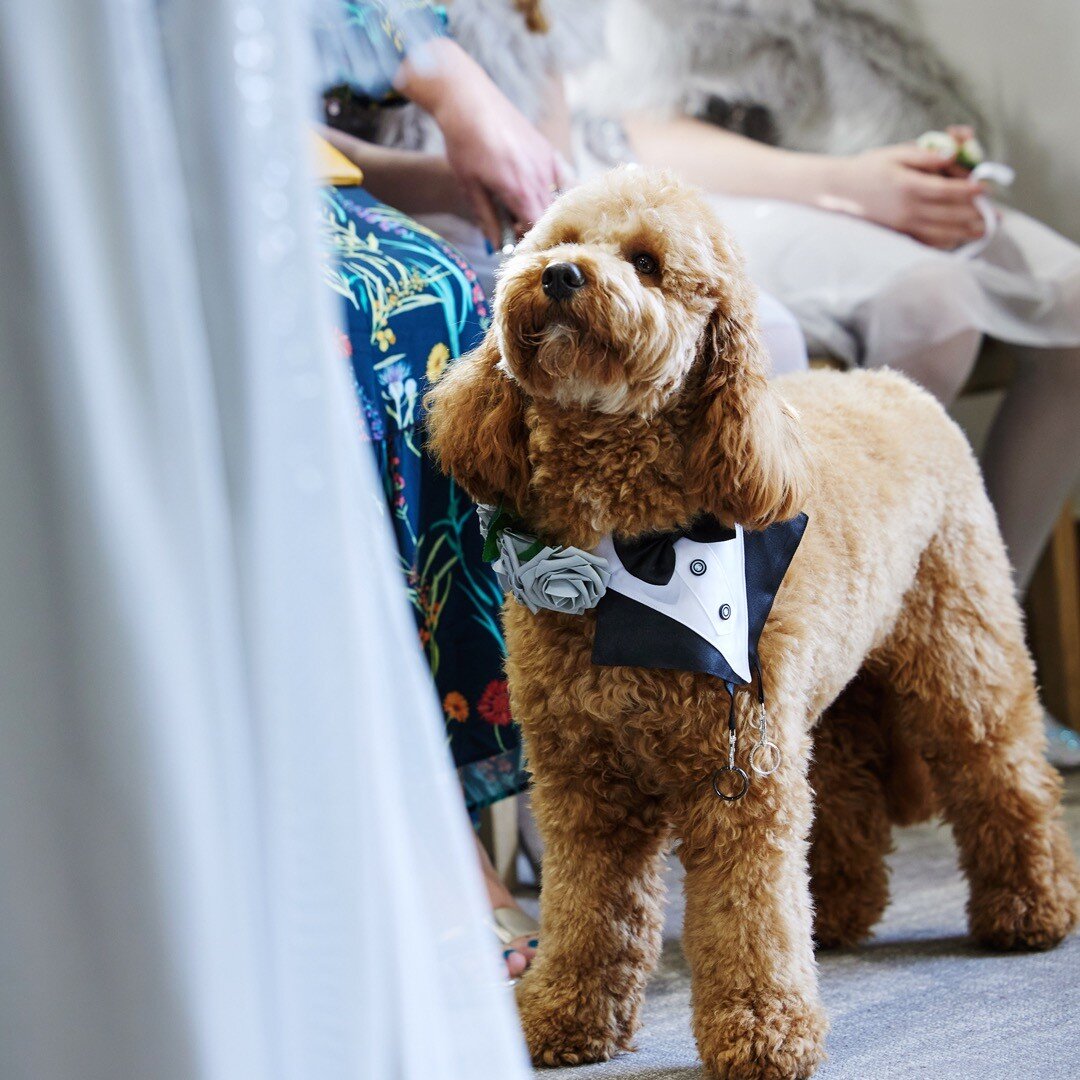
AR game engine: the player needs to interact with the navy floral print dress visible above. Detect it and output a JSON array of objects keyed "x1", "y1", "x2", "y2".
[{"x1": 319, "y1": 185, "x2": 523, "y2": 812}]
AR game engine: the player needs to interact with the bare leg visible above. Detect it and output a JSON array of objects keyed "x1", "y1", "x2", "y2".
[
  {"x1": 980, "y1": 345, "x2": 1080, "y2": 590},
  {"x1": 884, "y1": 327, "x2": 983, "y2": 406},
  {"x1": 885, "y1": 335, "x2": 1080, "y2": 592},
  {"x1": 474, "y1": 833, "x2": 536, "y2": 978},
  {"x1": 758, "y1": 291, "x2": 810, "y2": 378},
  {"x1": 515, "y1": 770, "x2": 668, "y2": 1067},
  {"x1": 809, "y1": 676, "x2": 893, "y2": 949}
]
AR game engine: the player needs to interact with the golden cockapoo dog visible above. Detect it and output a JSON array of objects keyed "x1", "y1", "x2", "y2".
[{"x1": 426, "y1": 168, "x2": 1079, "y2": 1079}]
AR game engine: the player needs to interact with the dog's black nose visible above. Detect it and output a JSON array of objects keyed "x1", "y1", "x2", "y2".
[{"x1": 541, "y1": 261, "x2": 586, "y2": 301}]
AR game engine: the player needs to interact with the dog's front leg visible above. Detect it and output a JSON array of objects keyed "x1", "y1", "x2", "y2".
[
  {"x1": 515, "y1": 772, "x2": 668, "y2": 1068},
  {"x1": 675, "y1": 749, "x2": 828, "y2": 1080}
]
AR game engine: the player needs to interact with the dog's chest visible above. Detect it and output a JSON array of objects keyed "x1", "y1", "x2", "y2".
[{"x1": 504, "y1": 605, "x2": 740, "y2": 785}]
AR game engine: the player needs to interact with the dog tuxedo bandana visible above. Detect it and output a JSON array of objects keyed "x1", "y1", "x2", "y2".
[
  {"x1": 592, "y1": 513, "x2": 808, "y2": 684},
  {"x1": 478, "y1": 503, "x2": 807, "y2": 683},
  {"x1": 479, "y1": 505, "x2": 808, "y2": 800},
  {"x1": 592, "y1": 511, "x2": 808, "y2": 801}
]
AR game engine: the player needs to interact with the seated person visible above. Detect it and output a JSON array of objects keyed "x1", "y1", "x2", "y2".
[
  {"x1": 313, "y1": 0, "x2": 570, "y2": 977},
  {"x1": 582, "y1": 0, "x2": 1080, "y2": 602},
  {"x1": 321, "y1": 0, "x2": 811, "y2": 377}
]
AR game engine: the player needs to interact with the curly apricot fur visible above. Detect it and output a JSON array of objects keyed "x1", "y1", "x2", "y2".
[{"x1": 425, "y1": 168, "x2": 1079, "y2": 1078}]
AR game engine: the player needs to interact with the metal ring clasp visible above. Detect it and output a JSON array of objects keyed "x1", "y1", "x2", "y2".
[
  {"x1": 749, "y1": 740, "x2": 782, "y2": 777},
  {"x1": 712, "y1": 766, "x2": 749, "y2": 801}
]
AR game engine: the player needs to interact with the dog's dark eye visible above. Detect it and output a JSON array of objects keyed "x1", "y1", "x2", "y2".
[{"x1": 631, "y1": 253, "x2": 659, "y2": 276}]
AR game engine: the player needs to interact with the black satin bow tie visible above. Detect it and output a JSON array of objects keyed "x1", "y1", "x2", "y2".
[{"x1": 614, "y1": 514, "x2": 737, "y2": 586}]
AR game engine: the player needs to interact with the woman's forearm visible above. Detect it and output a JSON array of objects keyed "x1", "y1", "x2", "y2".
[
  {"x1": 318, "y1": 126, "x2": 472, "y2": 219},
  {"x1": 624, "y1": 113, "x2": 842, "y2": 207},
  {"x1": 537, "y1": 73, "x2": 573, "y2": 161},
  {"x1": 625, "y1": 113, "x2": 987, "y2": 248},
  {"x1": 392, "y1": 38, "x2": 485, "y2": 129}
]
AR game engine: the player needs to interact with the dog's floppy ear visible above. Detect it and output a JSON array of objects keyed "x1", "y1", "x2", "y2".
[
  {"x1": 424, "y1": 331, "x2": 532, "y2": 510},
  {"x1": 683, "y1": 300, "x2": 811, "y2": 528}
]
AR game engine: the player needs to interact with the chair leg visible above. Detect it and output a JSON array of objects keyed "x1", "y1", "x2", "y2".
[{"x1": 1026, "y1": 507, "x2": 1080, "y2": 733}]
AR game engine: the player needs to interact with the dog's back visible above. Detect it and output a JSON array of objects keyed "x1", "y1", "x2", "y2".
[
  {"x1": 775, "y1": 365, "x2": 978, "y2": 520},
  {"x1": 776, "y1": 365, "x2": 967, "y2": 818},
  {"x1": 758, "y1": 365, "x2": 988, "y2": 707}
]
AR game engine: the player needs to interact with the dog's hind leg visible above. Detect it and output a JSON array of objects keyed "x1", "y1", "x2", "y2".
[
  {"x1": 514, "y1": 768, "x2": 668, "y2": 1067},
  {"x1": 674, "y1": 692, "x2": 828, "y2": 1080},
  {"x1": 884, "y1": 496, "x2": 1080, "y2": 951},
  {"x1": 809, "y1": 673, "x2": 894, "y2": 949}
]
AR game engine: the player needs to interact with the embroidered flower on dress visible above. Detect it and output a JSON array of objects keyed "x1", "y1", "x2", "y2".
[
  {"x1": 443, "y1": 691, "x2": 469, "y2": 722},
  {"x1": 357, "y1": 387, "x2": 385, "y2": 441},
  {"x1": 378, "y1": 361, "x2": 409, "y2": 387},
  {"x1": 477, "y1": 679, "x2": 511, "y2": 727},
  {"x1": 426, "y1": 342, "x2": 450, "y2": 383}
]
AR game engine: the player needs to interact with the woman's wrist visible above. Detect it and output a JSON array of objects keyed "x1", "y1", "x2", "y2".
[{"x1": 797, "y1": 153, "x2": 851, "y2": 211}]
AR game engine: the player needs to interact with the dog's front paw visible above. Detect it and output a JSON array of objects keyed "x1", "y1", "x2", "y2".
[
  {"x1": 695, "y1": 993, "x2": 828, "y2": 1080},
  {"x1": 516, "y1": 974, "x2": 625, "y2": 1068}
]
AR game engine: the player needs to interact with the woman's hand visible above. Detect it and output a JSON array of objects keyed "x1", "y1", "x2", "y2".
[
  {"x1": 432, "y1": 78, "x2": 573, "y2": 246},
  {"x1": 396, "y1": 39, "x2": 572, "y2": 245},
  {"x1": 824, "y1": 142, "x2": 988, "y2": 249}
]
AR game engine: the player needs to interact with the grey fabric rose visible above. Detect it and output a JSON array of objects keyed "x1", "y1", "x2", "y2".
[
  {"x1": 493, "y1": 531, "x2": 611, "y2": 615},
  {"x1": 476, "y1": 504, "x2": 611, "y2": 614},
  {"x1": 476, "y1": 503, "x2": 498, "y2": 541}
]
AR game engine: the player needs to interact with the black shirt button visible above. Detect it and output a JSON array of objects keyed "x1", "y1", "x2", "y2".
[
  {"x1": 719, "y1": 603, "x2": 732, "y2": 620},
  {"x1": 690, "y1": 559, "x2": 707, "y2": 576}
]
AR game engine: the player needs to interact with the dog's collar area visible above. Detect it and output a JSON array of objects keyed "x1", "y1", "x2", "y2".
[
  {"x1": 594, "y1": 523, "x2": 752, "y2": 683},
  {"x1": 592, "y1": 514, "x2": 807, "y2": 684},
  {"x1": 477, "y1": 503, "x2": 807, "y2": 673}
]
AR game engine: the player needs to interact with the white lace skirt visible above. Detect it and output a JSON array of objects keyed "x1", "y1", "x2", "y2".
[{"x1": 709, "y1": 196, "x2": 1080, "y2": 366}]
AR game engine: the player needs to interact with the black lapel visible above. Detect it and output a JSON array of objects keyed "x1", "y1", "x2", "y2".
[
  {"x1": 591, "y1": 590, "x2": 746, "y2": 683},
  {"x1": 590, "y1": 512, "x2": 808, "y2": 681},
  {"x1": 743, "y1": 512, "x2": 809, "y2": 666}
]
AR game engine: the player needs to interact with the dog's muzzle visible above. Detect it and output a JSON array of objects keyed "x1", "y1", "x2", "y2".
[{"x1": 541, "y1": 261, "x2": 586, "y2": 301}]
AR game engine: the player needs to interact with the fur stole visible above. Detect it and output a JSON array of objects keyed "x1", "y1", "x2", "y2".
[{"x1": 591, "y1": 0, "x2": 992, "y2": 154}]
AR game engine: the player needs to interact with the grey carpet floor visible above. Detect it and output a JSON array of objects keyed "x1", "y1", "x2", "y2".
[{"x1": 531, "y1": 771, "x2": 1080, "y2": 1080}]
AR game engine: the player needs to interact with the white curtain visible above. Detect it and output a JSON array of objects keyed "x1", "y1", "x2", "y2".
[{"x1": 0, "y1": 2, "x2": 529, "y2": 1079}]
